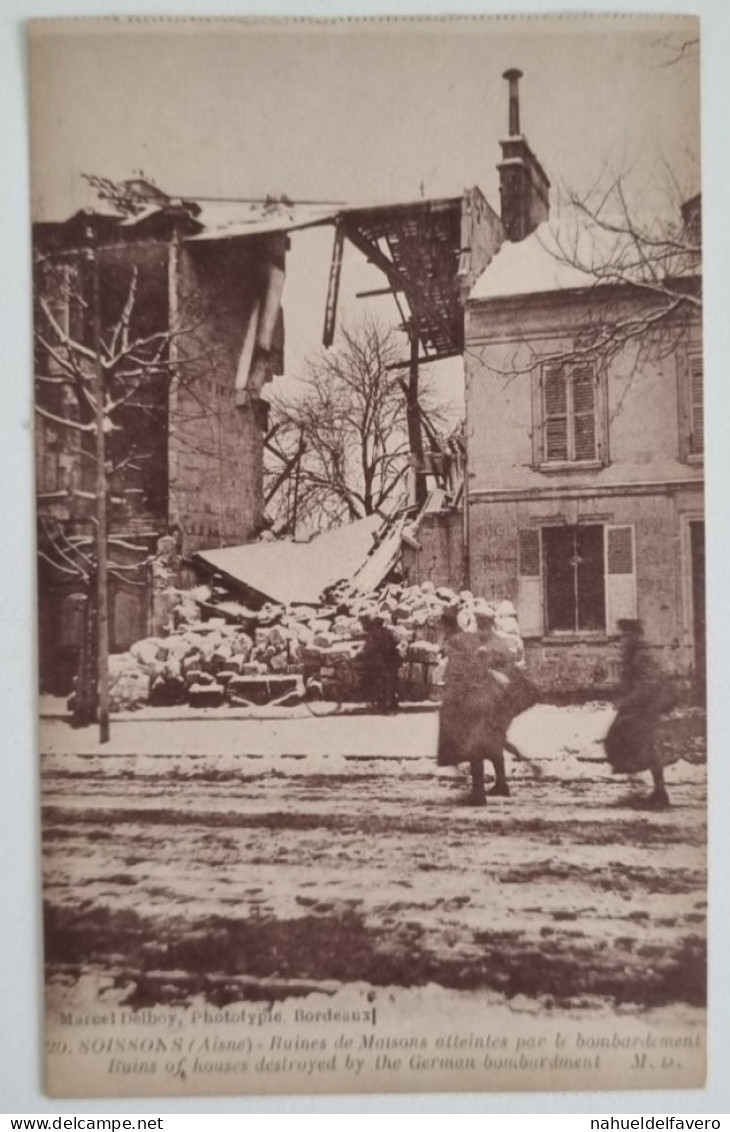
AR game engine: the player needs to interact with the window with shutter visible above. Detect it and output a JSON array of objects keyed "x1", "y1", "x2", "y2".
[
  {"x1": 39, "y1": 264, "x2": 82, "y2": 377},
  {"x1": 572, "y1": 365, "x2": 597, "y2": 461},
  {"x1": 517, "y1": 528, "x2": 543, "y2": 638},
  {"x1": 605, "y1": 524, "x2": 637, "y2": 632},
  {"x1": 518, "y1": 523, "x2": 632, "y2": 638},
  {"x1": 543, "y1": 365, "x2": 569, "y2": 461},
  {"x1": 689, "y1": 356, "x2": 704, "y2": 456},
  {"x1": 540, "y1": 360, "x2": 600, "y2": 465}
]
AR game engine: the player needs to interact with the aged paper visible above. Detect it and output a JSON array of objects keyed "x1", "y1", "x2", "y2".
[{"x1": 30, "y1": 15, "x2": 705, "y2": 1099}]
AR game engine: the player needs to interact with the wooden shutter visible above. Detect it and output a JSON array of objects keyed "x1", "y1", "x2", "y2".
[
  {"x1": 571, "y1": 364, "x2": 597, "y2": 461},
  {"x1": 689, "y1": 356, "x2": 704, "y2": 455},
  {"x1": 44, "y1": 299, "x2": 70, "y2": 376},
  {"x1": 605, "y1": 524, "x2": 637, "y2": 633},
  {"x1": 543, "y1": 364, "x2": 568, "y2": 461},
  {"x1": 517, "y1": 528, "x2": 543, "y2": 637}
]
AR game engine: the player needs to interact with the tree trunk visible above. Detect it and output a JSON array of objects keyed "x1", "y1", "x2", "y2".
[
  {"x1": 72, "y1": 589, "x2": 96, "y2": 728},
  {"x1": 88, "y1": 229, "x2": 110, "y2": 743}
]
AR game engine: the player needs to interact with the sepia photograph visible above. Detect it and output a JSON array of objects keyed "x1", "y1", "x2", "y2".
[{"x1": 28, "y1": 13, "x2": 707, "y2": 1099}]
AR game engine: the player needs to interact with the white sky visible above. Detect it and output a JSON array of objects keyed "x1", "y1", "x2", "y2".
[{"x1": 28, "y1": 15, "x2": 700, "y2": 408}]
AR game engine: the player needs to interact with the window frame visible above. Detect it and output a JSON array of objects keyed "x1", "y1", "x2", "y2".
[
  {"x1": 688, "y1": 353, "x2": 704, "y2": 460},
  {"x1": 677, "y1": 349, "x2": 704, "y2": 465},
  {"x1": 542, "y1": 523, "x2": 607, "y2": 635},
  {"x1": 533, "y1": 355, "x2": 608, "y2": 472},
  {"x1": 516, "y1": 522, "x2": 637, "y2": 640}
]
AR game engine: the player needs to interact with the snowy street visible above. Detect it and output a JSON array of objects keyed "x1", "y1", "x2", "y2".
[{"x1": 41, "y1": 702, "x2": 706, "y2": 1016}]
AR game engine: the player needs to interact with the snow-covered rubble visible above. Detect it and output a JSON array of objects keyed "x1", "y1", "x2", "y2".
[{"x1": 102, "y1": 580, "x2": 525, "y2": 712}]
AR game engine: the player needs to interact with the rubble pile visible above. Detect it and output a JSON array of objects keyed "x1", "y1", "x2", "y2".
[{"x1": 103, "y1": 580, "x2": 525, "y2": 712}]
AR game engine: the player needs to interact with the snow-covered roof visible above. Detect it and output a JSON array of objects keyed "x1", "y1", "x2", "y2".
[
  {"x1": 36, "y1": 173, "x2": 467, "y2": 237},
  {"x1": 470, "y1": 209, "x2": 700, "y2": 303},
  {"x1": 469, "y1": 223, "x2": 598, "y2": 301},
  {"x1": 187, "y1": 201, "x2": 339, "y2": 241}
]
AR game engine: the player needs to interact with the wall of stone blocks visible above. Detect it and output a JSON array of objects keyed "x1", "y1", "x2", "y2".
[
  {"x1": 467, "y1": 488, "x2": 702, "y2": 693},
  {"x1": 170, "y1": 239, "x2": 265, "y2": 553},
  {"x1": 402, "y1": 486, "x2": 702, "y2": 695},
  {"x1": 401, "y1": 510, "x2": 465, "y2": 591}
]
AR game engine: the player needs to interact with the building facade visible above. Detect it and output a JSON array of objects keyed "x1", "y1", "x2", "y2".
[
  {"x1": 464, "y1": 249, "x2": 703, "y2": 695},
  {"x1": 34, "y1": 188, "x2": 286, "y2": 691},
  {"x1": 398, "y1": 75, "x2": 704, "y2": 697},
  {"x1": 407, "y1": 230, "x2": 703, "y2": 696}
]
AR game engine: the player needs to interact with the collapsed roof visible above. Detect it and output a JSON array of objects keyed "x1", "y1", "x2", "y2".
[
  {"x1": 35, "y1": 181, "x2": 503, "y2": 365},
  {"x1": 193, "y1": 512, "x2": 406, "y2": 606}
]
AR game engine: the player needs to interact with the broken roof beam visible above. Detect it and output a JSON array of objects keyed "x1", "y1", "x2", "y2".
[
  {"x1": 355, "y1": 286, "x2": 404, "y2": 299},
  {"x1": 331, "y1": 197, "x2": 468, "y2": 360},
  {"x1": 341, "y1": 220, "x2": 410, "y2": 296},
  {"x1": 384, "y1": 349, "x2": 461, "y2": 371},
  {"x1": 322, "y1": 222, "x2": 345, "y2": 348},
  {"x1": 386, "y1": 212, "x2": 463, "y2": 356},
  {"x1": 344, "y1": 221, "x2": 460, "y2": 358}
]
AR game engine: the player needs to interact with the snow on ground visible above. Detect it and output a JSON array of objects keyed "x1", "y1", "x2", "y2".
[
  {"x1": 41, "y1": 702, "x2": 706, "y2": 1049},
  {"x1": 40, "y1": 700, "x2": 705, "y2": 787}
]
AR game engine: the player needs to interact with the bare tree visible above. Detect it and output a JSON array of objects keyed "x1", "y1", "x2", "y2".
[
  {"x1": 552, "y1": 176, "x2": 699, "y2": 304},
  {"x1": 468, "y1": 170, "x2": 701, "y2": 413},
  {"x1": 263, "y1": 318, "x2": 458, "y2": 534},
  {"x1": 540, "y1": 27, "x2": 701, "y2": 357},
  {"x1": 34, "y1": 237, "x2": 201, "y2": 737}
]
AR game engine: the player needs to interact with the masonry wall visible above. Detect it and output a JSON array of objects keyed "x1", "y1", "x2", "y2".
[
  {"x1": 406, "y1": 485, "x2": 703, "y2": 695},
  {"x1": 469, "y1": 486, "x2": 702, "y2": 695},
  {"x1": 170, "y1": 238, "x2": 265, "y2": 553},
  {"x1": 464, "y1": 288, "x2": 703, "y2": 496},
  {"x1": 402, "y1": 510, "x2": 464, "y2": 590},
  {"x1": 412, "y1": 285, "x2": 705, "y2": 696}
]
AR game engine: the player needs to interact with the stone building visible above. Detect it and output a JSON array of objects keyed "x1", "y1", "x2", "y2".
[
  {"x1": 34, "y1": 184, "x2": 296, "y2": 691},
  {"x1": 402, "y1": 77, "x2": 704, "y2": 696},
  {"x1": 460, "y1": 228, "x2": 703, "y2": 696}
]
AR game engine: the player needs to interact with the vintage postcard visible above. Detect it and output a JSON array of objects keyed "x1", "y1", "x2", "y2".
[{"x1": 30, "y1": 15, "x2": 705, "y2": 1098}]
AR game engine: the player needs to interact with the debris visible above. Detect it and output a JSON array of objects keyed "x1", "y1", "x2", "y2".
[{"x1": 101, "y1": 578, "x2": 526, "y2": 712}]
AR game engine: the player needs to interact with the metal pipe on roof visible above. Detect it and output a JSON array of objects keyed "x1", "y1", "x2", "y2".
[{"x1": 503, "y1": 68, "x2": 523, "y2": 137}]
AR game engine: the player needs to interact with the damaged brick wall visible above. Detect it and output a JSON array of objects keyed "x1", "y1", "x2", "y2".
[
  {"x1": 401, "y1": 510, "x2": 464, "y2": 591},
  {"x1": 169, "y1": 238, "x2": 265, "y2": 553}
]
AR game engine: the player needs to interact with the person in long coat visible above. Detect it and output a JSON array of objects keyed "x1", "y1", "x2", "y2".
[
  {"x1": 603, "y1": 619, "x2": 678, "y2": 807},
  {"x1": 359, "y1": 614, "x2": 400, "y2": 712},
  {"x1": 437, "y1": 607, "x2": 539, "y2": 805}
]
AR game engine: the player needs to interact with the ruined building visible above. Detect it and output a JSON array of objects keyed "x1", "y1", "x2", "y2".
[
  {"x1": 34, "y1": 185, "x2": 290, "y2": 690},
  {"x1": 35, "y1": 70, "x2": 704, "y2": 699}
]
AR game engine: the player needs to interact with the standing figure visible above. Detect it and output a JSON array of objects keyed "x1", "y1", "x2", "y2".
[
  {"x1": 360, "y1": 614, "x2": 400, "y2": 712},
  {"x1": 603, "y1": 619, "x2": 678, "y2": 808},
  {"x1": 437, "y1": 606, "x2": 539, "y2": 806}
]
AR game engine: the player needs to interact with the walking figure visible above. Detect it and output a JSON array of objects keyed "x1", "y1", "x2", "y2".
[
  {"x1": 604, "y1": 619, "x2": 678, "y2": 808},
  {"x1": 437, "y1": 605, "x2": 539, "y2": 805}
]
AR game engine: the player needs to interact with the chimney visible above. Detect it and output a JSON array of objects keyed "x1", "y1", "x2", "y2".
[
  {"x1": 504, "y1": 67, "x2": 522, "y2": 136},
  {"x1": 497, "y1": 69, "x2": 550, "y2": 242}
]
